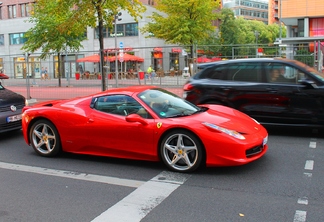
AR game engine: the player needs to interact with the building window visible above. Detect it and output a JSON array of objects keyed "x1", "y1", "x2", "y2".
[
  {"x1": 109, "y1": 24, "x2": 124, "y2": 37},
  {"x1": 125, "y1": 23, "x2": 138, "y2": 36},
  {"x1": 8, "y1": 5, "x2": 17, "y2": 19},
  {"x1": 0, "y1": 7, "x2": 2, "y2": 19},
  {"x1": 0, "y1": 34, "x2": 4, "y2": 45},
  {"x1": 9, "y1": 33, "x2": 27, "y2": 45},
  {"x1": 20, "y1": 3, "x2": 30, "y2": 17},
  {"x1": 95, "y1": 23, "x2": 138, "y2": 39}
]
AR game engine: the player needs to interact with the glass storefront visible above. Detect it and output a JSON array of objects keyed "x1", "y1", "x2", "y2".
[
  {"x1": 152, "y1": 49, "x2": 163, "y2": 71},
  {"x1": 14, "y1": 56, "x2": 40, "y2": 79},
  {"x1": 170, "y1": 53, "x2": 180, "y2": 71}
]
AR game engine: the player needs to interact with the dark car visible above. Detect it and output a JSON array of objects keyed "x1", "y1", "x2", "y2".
[
  {"x1": 0, "y1": 81, "x2": 25, "y2": 133},
  {"x1": 183, "y1": 57, "x2": 324, "y2": 127}
]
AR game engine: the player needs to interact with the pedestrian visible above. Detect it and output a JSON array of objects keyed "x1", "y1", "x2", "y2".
[
  {"x1": 41, "y1": 67, "x2": 45, "y2": 80},
  {"x1": 44, "y1": 67, "x2": 49, "y2": 79},
  {"x1": 146, "y1": 65, "x2": 155, "y2": 80},
  {"x1": 78, "y1": 64, "x2": 84, "y2": 75}
]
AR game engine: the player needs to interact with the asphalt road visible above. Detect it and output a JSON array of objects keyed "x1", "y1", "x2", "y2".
[{"x1": 1, "y1": 126, "x2": 324, "y2": 222}]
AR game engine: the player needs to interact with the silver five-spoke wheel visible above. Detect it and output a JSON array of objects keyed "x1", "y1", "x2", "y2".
[
  {"x1": 30, "y1": 120, "x2": 61, "y2": 157},
  {"x1": 160, "y1": 130, "x2": 203, "y2": 173}
]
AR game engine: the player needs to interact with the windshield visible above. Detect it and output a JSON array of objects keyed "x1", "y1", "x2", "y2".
[
  {"x1": 289, "y1": 59, "x2": 324, "y2": 81},
  {"x1": 138, "y1": 88, "x2": 201, "y2": 118}
]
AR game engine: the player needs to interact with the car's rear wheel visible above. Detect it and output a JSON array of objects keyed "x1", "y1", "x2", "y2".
[
  {"x1": 160, "y1": 130, "x2": 203, "y2": 173},
  {"x1": 29, "y1": 119, "x2": 61, "y2": 157}
]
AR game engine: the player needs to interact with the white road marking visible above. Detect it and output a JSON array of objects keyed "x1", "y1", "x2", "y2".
[
  {"x1": 303, "y1": 172, "x2": 312, "y2": 178},
  {"x1": 297, "y1": 197, "x2": 308, "y2": 205},
  {"x1": 0, "y1": 161, "x2": 144, "y2": 188},
  {"x1": 309, "y1": 141, "x2": 316, "y2": 149},
  {"x1": 304, "y1": 160, "x2": 314, "y2": 171},
  {"x1": 293, "y1": 210, "x2": 307, "y2": 222},
  {"x1": 91, "y1": 171, "x2": 191, "y2": 222}
]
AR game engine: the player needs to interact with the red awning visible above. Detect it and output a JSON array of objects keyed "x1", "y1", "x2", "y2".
[
  {"x1": 172, "y1": 48, "x2": 182, "y2": 53},
  {"x1": 104, "y1": 47, "x2": 133, "y2": 53},
  {"x1": 107, "y1": 53, "x2": 144, "y2": 62},
  {"x1": 153, "y1": 47, "x2": 163, "y2": 52}
]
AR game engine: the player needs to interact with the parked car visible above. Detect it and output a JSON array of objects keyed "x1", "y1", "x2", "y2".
[
  {"x1": 22, "y1": 86, "x2": 268, "y2": 173},
  {"x1": 0, "y1": 81, "x2": 26, "y2": 133},
  {"x1": 183, "y1": 57, "x2": 324, "y2": 127}
]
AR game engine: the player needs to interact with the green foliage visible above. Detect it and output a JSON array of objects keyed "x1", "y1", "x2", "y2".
[
  {"x1": 141, "y1": 0, "x2": 220, "y2": 56},
  {"x1": 201, "y1": 8, "x2": 287, "y2": 57},
  {"x1": 22, "y1": 0, "x2": 145, "y2": 89},
  {"x1": 22, "y1": 0, "x2": 146, "y2": 59},
  {"x1": 21, "y1": 0, "x2": 86, "y2": 59},
  {"x1": 294, "y1": 49, "x2": 314, "y2": 66}
]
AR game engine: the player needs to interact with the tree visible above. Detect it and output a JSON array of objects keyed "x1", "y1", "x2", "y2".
[
  {"x1": 22, "y1": 0, "x2": 86, "y2": 86},
  {"x1": 208, "y1": 8, "x2": 286, "y2": 58},
  {"x1": 22, "y1": 0, "x2": 145, "y2": 90},
  {"x1": 215, "y1": 8, "x2": 239, "y2": 56},
  {"x1": 141, "y1": 0, "x2": 220, "y2": 59}
]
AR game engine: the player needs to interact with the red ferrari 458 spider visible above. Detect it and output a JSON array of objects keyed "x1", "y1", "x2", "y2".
[{"x1": 22, "y1": 86, "x2": 268, "y2": 173}]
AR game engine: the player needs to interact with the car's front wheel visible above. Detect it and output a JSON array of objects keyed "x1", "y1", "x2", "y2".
[
  {"x1": 29, "y1": 119, "x2": 61, "y2": 157},
  {"x1": 160, "y1": 130, "x2": 204, "y2": 173}
]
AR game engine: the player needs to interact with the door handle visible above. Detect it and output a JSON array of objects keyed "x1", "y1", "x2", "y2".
[{"x1": 87, "y1": 118, "x2": 94, "y2": 123}]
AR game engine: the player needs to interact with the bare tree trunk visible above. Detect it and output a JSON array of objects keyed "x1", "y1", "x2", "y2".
[{"x1": 96, "y1": 3, "x2": 106, "y2": 91}]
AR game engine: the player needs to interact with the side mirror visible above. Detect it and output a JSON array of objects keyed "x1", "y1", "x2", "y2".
[
  {"x1": 125, "y1": 114, "x2": 148, "y2": 125},
  {"x1": 298, "y1": 79, "x2": 318, "y2": 88}
]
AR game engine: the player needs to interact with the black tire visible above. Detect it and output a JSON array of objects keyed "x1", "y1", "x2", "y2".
[
  {"x1": 160, "y1": 130, "x2": 204, "y2": 173},
  {"x1": 29, "y1": 119, "x2": 61, "y2": 157}
]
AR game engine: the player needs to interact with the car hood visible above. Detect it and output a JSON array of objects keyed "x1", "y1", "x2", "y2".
[
  {"x1": 198, "y1": 104, "x2": 262, "y2": 134},
  {"x1": 0, "y1": 88, "x2": 25, "y2": 106}
]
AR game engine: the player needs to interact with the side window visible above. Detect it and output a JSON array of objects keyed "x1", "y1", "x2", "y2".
[
  {"x1": 94, "y1": 95, "x2": 151, "y2": 118},
  {"x1": 205, "y1": 65, "x2": 227, "y2": 80},
  {"x1": 230, "y1": 63, "x2": 262, "y2": 82},
  {"x1": 266, "y1": 62, "x2": 300, "y2": 84}
]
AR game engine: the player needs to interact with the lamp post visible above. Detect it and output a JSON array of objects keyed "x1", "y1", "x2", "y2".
[
  {"x1": 254, "y1": 31, "x2": 259, "y2": 58},
  {"x1": 114, "y1": 12, "x2": 122, "y2": 88}
]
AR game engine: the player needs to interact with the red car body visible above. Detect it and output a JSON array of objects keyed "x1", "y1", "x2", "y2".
[
  {"x1": 0, "y1": 73, "x2": 9, "y2": 79},
  {"x1": 22, "y1": 86, "x2": 268, "y2": 172}
]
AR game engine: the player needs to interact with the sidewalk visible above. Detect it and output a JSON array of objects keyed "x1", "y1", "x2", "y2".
[{"x1": 2, "y1": 77, "x2": 185, "y2": 104}]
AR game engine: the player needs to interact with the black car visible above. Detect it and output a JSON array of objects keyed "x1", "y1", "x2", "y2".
[
  {"x1": 0, "y1": 81, "x2": 25, "y2": 133},
  {"x1": 183, "y1": 58, "x2": 324, "y2": 127}
]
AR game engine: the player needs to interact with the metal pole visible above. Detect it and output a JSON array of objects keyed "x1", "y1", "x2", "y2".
[
  {"x1": 66, "y1": 50, "x2": 70, "y2": 87},
  {"x1": 25, "y1": 52, "x2": 31, "y2": 99},
  {"x1": 114, "y1": 16, "x2": 119, "y2": 88},
  {"x1": 254, "y1": 31, "x2": 259, "y2": 58},
  {"x1": 279, "y1": 0, "x2": 282, "y2": 41},
  {"x1": 279, "y1": 0, "x2": 282, "y2": 56}
]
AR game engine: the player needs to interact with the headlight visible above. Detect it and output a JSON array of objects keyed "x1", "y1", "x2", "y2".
[{"x1": 202, "y1": 122, "x2": 245, "y2": 140}]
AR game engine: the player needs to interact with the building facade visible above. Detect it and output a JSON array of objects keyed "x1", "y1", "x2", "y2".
[
  {"x1": 222, "y1": 0, "x2": 269, "y2": 24},
  {"x1": 0, "y1": 0, "x2": 185, "y2": 79},
  {"x1": 268, "y1": 0, "x2": 324, "y2": 39}
]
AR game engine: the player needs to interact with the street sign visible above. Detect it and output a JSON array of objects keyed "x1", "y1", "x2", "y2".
[
  {"x1": 119, "y1": 50, "x2": 124, "y2": 62},
  {"x1": 119, "y1": 42, "x2": 123, "y2": 49}
]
